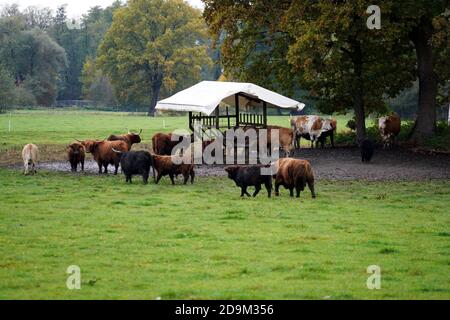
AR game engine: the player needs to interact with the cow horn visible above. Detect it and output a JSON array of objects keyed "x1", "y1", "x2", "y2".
[
  {"x1": 75, "y1": 139, "x2": 83, "y2": 143},
  {"x1": 126, "y1": 128, "x2": 130, "y2": 134},
  {"x1": 112, "y1": 148, "x2": 122, "y2": 154},
  {"x1": 138, "y1": 129, "x2": 142, "y2": 135}
]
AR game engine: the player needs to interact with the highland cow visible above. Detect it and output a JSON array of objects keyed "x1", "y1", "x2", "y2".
[
  {"x1": 273, "y1": 158, "x2": 315, "y2": 198},
  {"x1": 224, "y1": 165, "x2": 272, "y2": 197}
]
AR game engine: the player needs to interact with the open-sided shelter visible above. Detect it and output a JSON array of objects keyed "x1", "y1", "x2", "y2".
[{"x1": 155, "y1": 81, "x2": 305, "y2": 132}]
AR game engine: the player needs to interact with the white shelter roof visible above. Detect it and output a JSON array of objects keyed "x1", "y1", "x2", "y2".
[{"x1": 155, "y1": 81, "x2": 305, "y2": 115}]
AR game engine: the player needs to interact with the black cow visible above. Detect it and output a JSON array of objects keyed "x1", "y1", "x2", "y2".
[
  {"x1": 360, "y1": 138, "x2": 374, "y2": 163},
  {"x1": 113, "y1": 149, "x2": 155, "y2": 184},
  {"x1": 224, "y1": 165, "x2": 272, "y2": 198}
]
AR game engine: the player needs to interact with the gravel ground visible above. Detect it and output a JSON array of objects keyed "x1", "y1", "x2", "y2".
[{"x1": 11, "y1": 147, "x2": 450, "y2": 181}]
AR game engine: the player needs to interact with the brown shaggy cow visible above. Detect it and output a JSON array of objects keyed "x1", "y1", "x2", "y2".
[
  {"x1": 67, "y1": 142, "x2": 85, "y2": 172},
  {"x1": 151, "y1": 133, "x2": 186, "y2": 155},
  {"x1": 79, "y1": 139, "x2": 128, "y2": 174},
  {"x1": 107, "y1": 129, "x2": 142, "y2": 150},
  {"x1": 152, "y1": 154, "x2": 195, "y2": 185},
  {"x1": 378, "y1": 113, "x2": 401, "y2": 149},
  {"x1": 266, "y1": 125, "x2": 295, "y2": 157},
  {"x1": 239, "y1": 125, "x2": 294, "y2": 157},
  {"x1": 273, "y1": 158, "x2": 316, "y2": 198}
]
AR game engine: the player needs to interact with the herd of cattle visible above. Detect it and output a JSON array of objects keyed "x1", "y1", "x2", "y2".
[{"x1": 20, "y1": 113, "x2": 401, "y2": 198}]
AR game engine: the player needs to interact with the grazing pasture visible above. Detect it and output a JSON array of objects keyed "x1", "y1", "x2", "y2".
[
  {"x1": 0, "y1": 110, "x2": 449, "y2": 299},
  {"x1": 0, "y1": 170, "x2": 449, "y2": 299},
  {"x1": 0, "y1": 110, "x2": 355, "y2": 164}
]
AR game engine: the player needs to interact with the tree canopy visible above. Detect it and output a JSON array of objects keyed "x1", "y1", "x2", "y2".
[
  {"x1": 97, "y1": 0, "x2": 212, "y2": 115},
  {"x1": 204, "y1": 0, "x2": 449, "y2": 141}
]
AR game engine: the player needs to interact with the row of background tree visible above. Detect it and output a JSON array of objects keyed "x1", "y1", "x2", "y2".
[{"x1": 0, "y1": 0, "x2": 221, "y2": 112}]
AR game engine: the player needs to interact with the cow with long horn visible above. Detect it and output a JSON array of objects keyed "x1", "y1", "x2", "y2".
[
  {"x1": 107, "y1": 129, "x2": 142, "y2": 150},
  {"x1": 78, "y1": 139, "x2": 128, "y2": 174}
]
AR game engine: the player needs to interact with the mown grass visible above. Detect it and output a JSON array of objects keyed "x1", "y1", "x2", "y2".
[
  {"x1": 0, "y1": 109, "x2": 353, "y2": 162},
  {"x1": 0, "y1": 168, "x2": 449, "y2": 299}
]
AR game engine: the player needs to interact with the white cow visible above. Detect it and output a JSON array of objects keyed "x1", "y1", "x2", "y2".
[{"x1": 22, "y1": 143, "x2": 38, "y2": 175}]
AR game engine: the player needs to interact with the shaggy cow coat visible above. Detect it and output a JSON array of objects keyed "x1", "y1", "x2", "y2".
[
  {"x1": 81, "y1": 139, "x2": 128, "y2": 174},
  {"x1": 224, "y1": 165, "x2": 272, "y2": 197},
  {"x1": 22, "y1": 143, "x2": 38, "y2": 175},
  {"x1": 67, "y1": 142, "x2": 85, "y2": 172},
  {"x1": 152, "y1": 154, "x2": 195, "y2": 185},
  {"x1": 273, "y1": 158, "x2": 316, "y2": 198}
]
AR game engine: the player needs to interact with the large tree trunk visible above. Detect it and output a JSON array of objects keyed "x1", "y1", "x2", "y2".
[
  {"x1": 352, "y1": 40, "x2": 366, "y2": 142},
  {"x1": 410, "y1": 17, "x2": 438, "y2": 142},
  {"x1": 354, "y1": 90, "x2": 366, "y2": 142},
  {"x1": 148, "y1": 78, "x2": 162, "y2": 117}
]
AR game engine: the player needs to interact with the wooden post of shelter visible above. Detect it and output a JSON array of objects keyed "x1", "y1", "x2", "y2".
[
  {"x1": 215, "y1": 106, "x2": 220, "y2": 129},
  {"x1": 263, "y1": 101, "x2": 267, "y2": 128}
]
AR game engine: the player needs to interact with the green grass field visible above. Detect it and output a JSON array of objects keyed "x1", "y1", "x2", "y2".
[
  {"x1": 0, "y1": 110, "x2": 449, "y2": 299},
  {"x1": 0, "y1": 109, "x2": 354, "y2": 155},
  {"x1": 0, "y1": 170, "x2": 449, "y2": 299}
]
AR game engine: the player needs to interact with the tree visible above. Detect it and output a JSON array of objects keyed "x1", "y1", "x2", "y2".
[
  {"x1": 97, "y1": 0, "x2": 212, "y2": 116},
  {"x1": 204, "y1": 1, "x2": 415, "y2": 140},
  {"x1": 204, "y1": 0, "x2": 449, "y2": 142},
  {"x1": 81, "y1": 57, "x2": 117, "y2": 106},
  {"x1": 16, "y1": 29, "x2": 67, "y2": 105},
  {"x1": 398, "y1": 1, "x2": 449, "y2": 140},
  {"x1": 0, "y1": 64, "x2": 15, "y2": 111},
  {"x1": 23, "y1": 6, "x2": 53, "y2": 30}
]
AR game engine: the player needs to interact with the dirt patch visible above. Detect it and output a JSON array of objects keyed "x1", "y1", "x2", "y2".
[{"x1": 5, "y1": 147, "x2": 450, "y2": 181}]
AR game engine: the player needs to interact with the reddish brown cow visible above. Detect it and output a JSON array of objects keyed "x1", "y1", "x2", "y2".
[
  {"x1": 378, "y1": 113, "x2": 401, "y2": 149},
  {"x1": 151, "y1": 133, "x2": 185, "y2": 155},
  {"x1": 79, "y1": 139, "x2": 128, "y2": 174},
  {"x1": 152, "y1": 132, "x2": 214, "y2": 156},
  {"x1": 152, "y1": 154, "x2": 195, "y2": 185},
  {"x1": 240, "y1": 125, "x2": 294, "y2": 157},
  {"x1": 66, "y1": 142, "x2": 85, "y2": 172},
  {"x1": 266, "y1": 125, "x2": 295, "y2": 157},
  {"x1": 273, "y1": 158, "x2": 316, "y2": 198},
  {"x1": 107, "y1": 129, "x2": 142, "y2": 150}
]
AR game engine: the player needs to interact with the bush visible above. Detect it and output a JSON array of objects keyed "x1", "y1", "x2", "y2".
[{"x1": 423, "y1": 121, "x2": 450, "y2": 151}]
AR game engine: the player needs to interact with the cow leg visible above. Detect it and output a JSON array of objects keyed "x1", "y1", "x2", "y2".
[
  {"x1": 103, "y1": 164, "x2": 108, "y2": 174},
  {"x1": 156, "y1": 172, "x2": 162, "y2": 184},
  {"x1": 253, "y1": 184, "x2": 261, "y2": 197},
  {"x1": 98, "y1": 162, "x2": 102, "y2": 174},
  {"x1": 142, "y1": 171, "x2": 149, "y2": 185},
  {"x1": 264, "y1": 181, "x2": 272, "y2": 198},
  {"x1": 275, "y1": 182, "x2": 280, "y2": 196},
  {"x1": 190, "y1": 170, "x2": 195, "y2": 184},
  {"x1": 308, "y1": 179, "x2": 316, "y2": 198},
  {"x1": 183, "y1": 173, "x2": 189, "y2": 185},
  {"x1": 295, "y1": 186, "x2": 301, "y2": 198},
  {"x1": 289, "y1": 187, "x2": 294, "y2": 197},
  {"x1": 169, "y1": 173, "x2": 175, "y2": 185},
  {"x1": 241, "y1": 185, "x2": 250, "y2": 197},
  {"x1": 81, "y1": 160, "x2": 84, "y2": 172},
  {"x1": 114, "y1": 162, "x2": 119, "y2": 175}
]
